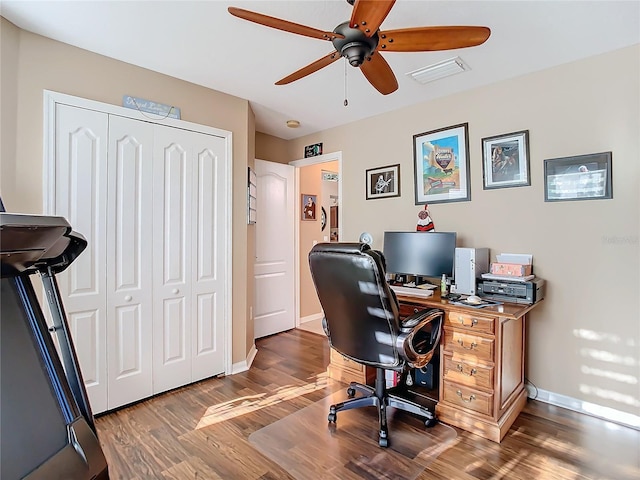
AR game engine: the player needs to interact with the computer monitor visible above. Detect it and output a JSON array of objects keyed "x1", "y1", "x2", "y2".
[{"x1": 383, "y1": 231, "x2": 457, "y2": 279}]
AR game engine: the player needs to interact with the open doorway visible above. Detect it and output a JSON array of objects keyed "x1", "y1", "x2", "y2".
[{"x1": 290, "y1": 152, "x2": 342, "y2": 335}]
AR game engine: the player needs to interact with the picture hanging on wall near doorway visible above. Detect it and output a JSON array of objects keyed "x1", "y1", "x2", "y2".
[
  {"x1": 366, "y1": 164, "x2": 401, "y2": 200},
  {"x1": 301, "y1": 194, "x2": 317, "y2": 221}
]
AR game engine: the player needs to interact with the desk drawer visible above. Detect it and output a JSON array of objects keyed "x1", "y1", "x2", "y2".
[
  {"x1": 443, "y1": 330, "x2": 494, "y2": 362},
  {"x1": 442, "y1": 381, "x2": 493, "y2": 416},
  {"x1": 330, "y1": 349, "x2": 365, "y2": 373},
  {"x1": 445, "y1": 312, "x2": 495, "y2": 335},
  {"x1": 442, "y1": 353, "x2": 494, "y2": 390},
  {"x1": 398, "y1": 303, "x2": 426, "y2": 319}
]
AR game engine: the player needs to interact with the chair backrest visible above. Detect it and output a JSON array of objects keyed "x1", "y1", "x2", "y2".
[{"x1": 308, "y1": 242, "x2": 401, "y2": 369}]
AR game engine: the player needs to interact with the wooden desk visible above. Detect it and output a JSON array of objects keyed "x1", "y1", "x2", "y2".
[{"x1": 326, "y1": 290, "x2": 542, "y2": 442}]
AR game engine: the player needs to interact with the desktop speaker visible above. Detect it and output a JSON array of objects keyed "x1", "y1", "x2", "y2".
[{"x1": 452, "y1": 247, "x2": 489, "y2": 295}]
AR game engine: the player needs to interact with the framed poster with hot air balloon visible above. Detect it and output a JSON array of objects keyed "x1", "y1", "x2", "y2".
[{"x1": 413, "y1": 123, "x2": 471, "y2": 205}]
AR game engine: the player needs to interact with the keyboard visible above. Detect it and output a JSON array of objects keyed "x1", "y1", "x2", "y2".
[{"x1": 389, "y1": 285, "x2": 434, "y2": 298}]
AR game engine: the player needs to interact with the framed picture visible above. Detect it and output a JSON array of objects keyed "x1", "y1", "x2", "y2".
[
  {"x1": 301, "y1": 194, "x2": 317, "y2": 220},
  {"x1": 482, "y1": 130, "x2": 530, "y2": 189},
  {"x1": 413, "y1": 123, "x2": 470, "y2": 204},
  {"x1": 366, "y1": 164, "x2": 401, "y2": 200},
  {"x1": 544, "y1": 152, "x2": 613, "y2": 202}
]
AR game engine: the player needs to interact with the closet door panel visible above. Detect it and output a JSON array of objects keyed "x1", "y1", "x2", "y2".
[
  {"x1": 153, "y1": 126, "x2": 193, "y2": 394},
  {"x1": 191, "y1": 135, "x2": 227, "y2": 382},
  {"x1": 106, "y1": 116, "x2": 154, "y2": 409},
  {"x1": 54, "y1": 105, "x2": 109, "y2": 414}
]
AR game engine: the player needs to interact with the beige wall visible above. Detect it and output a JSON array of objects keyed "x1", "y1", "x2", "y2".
[
  {"x1": 255, "y1": 131, "x2": 289, "y2": 163},
  {"x1": 0, "y1": 19, "x2": 19, "y2": 207},
  {"x1": 0, "y1": 18, "x2": 254, "y2": 364},
  {"x1": 285, "y1": 45, "x2": 640, "y2": 417}
]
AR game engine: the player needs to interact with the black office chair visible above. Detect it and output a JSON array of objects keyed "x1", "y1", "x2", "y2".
[{"x1": 308, "y1": 242, "x2": 443, "y2": 447}]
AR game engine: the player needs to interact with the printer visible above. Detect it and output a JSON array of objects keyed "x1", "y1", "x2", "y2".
[{"x1": 477, "y1": 278, "x2": 545, "y2": 304}]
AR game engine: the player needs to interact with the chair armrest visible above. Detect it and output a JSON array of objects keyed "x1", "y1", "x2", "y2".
[{"x1": 396, "y1": 308, "x2": 443, "y2": 369}]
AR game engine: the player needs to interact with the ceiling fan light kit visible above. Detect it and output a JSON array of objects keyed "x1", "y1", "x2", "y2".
[
  {"x1": 286, "y1": 120, "x2": 301, "y2": 128},
  {"x1": 228, "y1": 0, "x2": 490, "y2": 96},
  {"x1": 408, "y1": 56, "x2": 469, "y2": 85}
]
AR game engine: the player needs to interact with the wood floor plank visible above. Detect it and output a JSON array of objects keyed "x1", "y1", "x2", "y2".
[{"x1": 95, "y1": 329, "x2": 640, "y2": 480}]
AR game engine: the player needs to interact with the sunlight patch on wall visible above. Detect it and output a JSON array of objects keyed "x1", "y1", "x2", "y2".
[
  {"x1": 573, "y1": 328, "x2": 636, "y2": 347},
  {"x1": 579, "y1": 348, "x2": 637, "y2": 366},
  {"x1": 579, "y1": 384, "x2": 640, "y2": 407},
  {"x1": 580, "y1": 366, "x2": 637, "y2": 384}
]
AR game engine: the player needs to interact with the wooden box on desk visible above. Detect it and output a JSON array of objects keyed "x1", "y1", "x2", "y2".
[{"x1": 327, "y1": 349, "x2": 376, "y2": 385}]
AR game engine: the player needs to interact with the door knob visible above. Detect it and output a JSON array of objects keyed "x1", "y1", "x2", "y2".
[
  {"x1": 172, "y1": 288, "x2": 179, "y2": 294},
  {"x1": 124, "y1": 295, "x2": 132, "y2": 302}
]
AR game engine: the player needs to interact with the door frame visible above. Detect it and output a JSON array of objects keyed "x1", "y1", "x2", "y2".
[
  {"x1": 42, "y1": 90, "x2": 234, "y2": 375},
  {"x1": 289, "y1": 151, "x2": 342, "y2": 327}
]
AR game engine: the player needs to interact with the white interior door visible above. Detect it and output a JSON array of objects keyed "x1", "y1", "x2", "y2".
[
  {"x1": 105, "y1": 115, "x2": 154, "y2": 409},
  {"x1": 188, "y1": 130, "x2": 227, "y2": 383},
  {"x1": 254, "y1": 159, "x2": 295, "y2": 339},
  {"x1": 152, "y1": 125, "x2": 227, "y2": 393},
  {"x1": 53, "y1": 104, "x2": 109, "y2": 413}
]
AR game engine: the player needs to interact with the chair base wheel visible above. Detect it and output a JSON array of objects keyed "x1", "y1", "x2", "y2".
[
  {"x1": 378, "y1": 432, "x2": 389, "y2": 448},
  {"x1": 346, "y1": 387, "x2": 356, "y2": 398},
  {"x1": 425, "y1": 417, "x2": 438, "y2": 428},
  {"x1": 328, "y1": 412, "x2": 336, "y2": 423}
]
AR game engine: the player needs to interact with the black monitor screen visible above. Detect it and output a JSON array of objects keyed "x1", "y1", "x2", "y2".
[{"x1": 383, "y1": 231, "x2": 457, "y2": 278}]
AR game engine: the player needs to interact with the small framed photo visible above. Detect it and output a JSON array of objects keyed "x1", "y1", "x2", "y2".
[
  {"x1": 366, "y1": 164, "x2": 400, "y2": 200},
  {"x1": 413, "y1": 123, "x2": 470, "y2": 204},
  {"x1": 301, "y1": 194, "x2": 317, "y2": 220},
  {"x1": 482, "y1": 130, "x2": 530, "y2": 189},
  {"x1": 544, "y1": 152, "x2": 613, "y2": 202}
]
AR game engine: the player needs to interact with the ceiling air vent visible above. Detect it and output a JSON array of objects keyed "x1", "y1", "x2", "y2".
[{"x1": 407, "y1": 56, "x2": 469, "y2": 84}]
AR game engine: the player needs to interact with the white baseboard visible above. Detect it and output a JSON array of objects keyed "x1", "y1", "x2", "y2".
[
  {"x1": 231, "y1": 343, "x2": 258, "y2": 374},
  {"x1": 530, "y1": 387, "x2": 640, "y2": 430},
  {"x1": 299, "y1": 312, "x2": 323, "y2": 324}
]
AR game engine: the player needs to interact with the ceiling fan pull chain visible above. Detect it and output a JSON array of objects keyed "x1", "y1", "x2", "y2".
[{"x1": 344, "y1": 58, "x2": 349, "y2": 107}]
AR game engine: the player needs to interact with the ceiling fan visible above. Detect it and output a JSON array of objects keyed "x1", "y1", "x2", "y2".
[{"x1": 228, "y1": 0, "x2": 490, "y2": 95}]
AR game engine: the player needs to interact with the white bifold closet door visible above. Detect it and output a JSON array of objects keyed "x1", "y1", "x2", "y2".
[
  {"x1": 151, "y1": 124, "x2": 227, "y2": 395},
  {"x1": 106, "y1": 115, "x2": 155, "y2": 409},
  {"x1": 54, "y1": 104, "x2": 110, "y2": 413},
  {"x1": 52, "y1": 104, "x2": 226, "y2": 413}
]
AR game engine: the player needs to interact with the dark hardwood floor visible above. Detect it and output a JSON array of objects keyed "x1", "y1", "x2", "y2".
[{"x1": 96, "y1": 329, "x2": 640, "y2": 479}]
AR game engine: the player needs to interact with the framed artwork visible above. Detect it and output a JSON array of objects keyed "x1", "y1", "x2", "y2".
[
  {"x1": 366, "y1": 164, "x2": 401, "y2": 200},
  {"x1": 301, "y1": 194, "x2": 317, "y2": 220},
  {"x1": 544, "y1": 152, "x2": 613, "y2": 202},
  {"x1": 413, "y1": 123, "x2": 470, "y2": 204},
  {"x1": 482, "y1": 130, "x2": 530, "y2": 189}
]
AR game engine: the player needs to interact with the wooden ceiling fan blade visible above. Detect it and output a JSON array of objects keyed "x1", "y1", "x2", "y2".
[
  {"x1": 276, "y1": 51, "x2": 341, "y2": 85},
  {"x1": 350, "y1": 0, "x2": 396, "y2": 37},
  {"x1": 360, "y1": 52, "x2": 398, "y2": 95},
  {"x1": 228, "y1": 7, "x2": 344, "y2": 41},
  {"x1": 378, "y1": 26, "x2": 491, "y2": 51}
]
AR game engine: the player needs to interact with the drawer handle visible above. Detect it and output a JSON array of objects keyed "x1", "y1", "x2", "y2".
[
  {"x1": 456, "y1": 364, "x2": 477, "y2": 376},
  {"x1": 414, "y1": 308, "x2": 419, "y2": 313},
  {"x1": 457, "y1": 339, "x2": 477, "y2": 350},
  {"x1": 456, "y1": 390, "x2": 476, "y2": 403},
  {"x1": 458, "y1": 316, "x2": 478, "y2": 327}
]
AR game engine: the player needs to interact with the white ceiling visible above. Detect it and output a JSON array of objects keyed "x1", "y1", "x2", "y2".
[{"x1": 2, "y1": 1, "x2": 639, "y2": 140}]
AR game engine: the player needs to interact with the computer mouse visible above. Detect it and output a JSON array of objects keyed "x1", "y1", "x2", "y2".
[{"x1": 467, "y1": 295, "x2": 483, "y2": 304}]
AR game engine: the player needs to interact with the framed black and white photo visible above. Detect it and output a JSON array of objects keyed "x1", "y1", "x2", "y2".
[
  {"x1": 482, "y1": 130, "x2": 530, "y2": 189},
  {"x1": 366, "y1": 164, "x2": 400, "y2": 200},
  {"x1": 413, "y1": 123, "x2": 470, "y2": 204},
  {"x1": 544, "y1": 152, "x2": 612, "y2": 202}
]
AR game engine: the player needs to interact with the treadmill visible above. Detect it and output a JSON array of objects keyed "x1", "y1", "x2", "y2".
[{"x1": 1, "y1": 210, "x2": 109, "y2": 479}]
